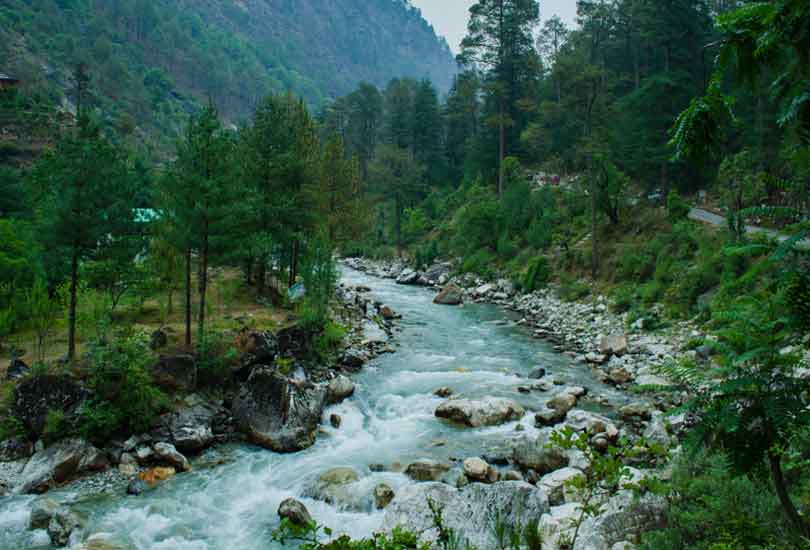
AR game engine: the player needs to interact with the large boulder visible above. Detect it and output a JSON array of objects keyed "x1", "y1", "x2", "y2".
[
  {"x1": 152, "y1": 442, "x2": 191, "y2": 472},
  {"x1": 47, "y1": 506, "x2": 85, "y2": 546},
  {"x1": 599, "y1": 334, "x2": 629, "y2": 357},
  {"x1": 573, "y1": 491, "x2": 667, "y2": 550},
  {"x1": 435, "y1": 398, "x2": 525, "y2": 428},
  {"x1": 433, "y1": 285, "x2": 464, "y2": 306},
  {"x1": 17, "y1": 438, "x2": 108, "y2": 494},
  {"x1": 278, "y1": 498, "x2": 312, "y2": 526},
  {"x1": 375, "y1": 483, "x2": 396, "y2": 510},
  {"x1": 12, "y1": 374, "x2": 88, "y2": 438},
  {"x1": 232, "y1": 367, "x2": 326, "y2": 452},
  {"x1": 307, "y1": 467, "x2": 361, "y2": 508},
  {"x1": 463, "y1": 457, "x2": 498, "y2": 484},
  {"x1": 538, "y1": 467, "x2": 585, "y2": 506},
  {"x1": 547, "y1": 392, "x2": 577, "y2": 415},
  {"x1": 512, "y1": 432, "x2": 569, "y2": 475},
  {"x1": 276, "y1": 326, "x2": 315, "y2": 359},
  {"x1": 424, "y1": 263, "x2": 452, "y2": 283},
  {"x1": 396, "y1": 269, "x2": 420, "y2": 285},
  {"x1": 381, "y1": 481, "x2": 549, "y2": 549},
  {"x1": 150, "y1": 355, "x2": 197, "y2": 393},
  {"x1": 326, "y1": 375, "x2": 355, "y2": 405},
  {"x1": 235, "y1": 330, "x2": 278, "y2": 367},
  {"x1": 155, "y1": 402, "x2": 217, "y2": 453}
]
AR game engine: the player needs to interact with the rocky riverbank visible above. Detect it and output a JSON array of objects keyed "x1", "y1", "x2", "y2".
[
  {"x1": 337, "y1": 256, "x2": 698, "y2": 548},
  {"x1": 0, "y1": 284, "x2": 401, "y2": 547}
]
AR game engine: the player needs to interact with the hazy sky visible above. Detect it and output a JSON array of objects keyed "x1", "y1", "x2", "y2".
[{"x1": 410, "y1": 0, "x2": 579, "y2": 53}]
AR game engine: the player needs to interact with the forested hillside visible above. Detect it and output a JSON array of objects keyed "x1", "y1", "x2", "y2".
[{"x1": 0, "y1": 0, "x2": 455, "y2": 151}]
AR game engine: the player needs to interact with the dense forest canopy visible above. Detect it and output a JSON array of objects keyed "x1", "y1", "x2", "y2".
[{"x1": 0, "y1": 0, "x2": 456, "y2": 153}]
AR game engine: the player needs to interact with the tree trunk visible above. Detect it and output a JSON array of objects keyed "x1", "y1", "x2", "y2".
[
  {"x1": 498, "y1": 96, "x2": 506, "y2": 199},
  {"x1": 590, "y1": 158, "x2": 599, "y2": 278},
  {"x1": 198, "y1": 227, "x2": 209, "y2": 351},
  {"x1": 769, "y1": 450, "x2": 810, "y2": 537},
  {"x1": 67, "y1": 245, "x2": 79, "y2": 361},
  {"x1": 395, "y1": 194, "x2": 403, "y2": 257},
  {"x1": 185, "y1": 248, "x2": 192, "y2": 349}
]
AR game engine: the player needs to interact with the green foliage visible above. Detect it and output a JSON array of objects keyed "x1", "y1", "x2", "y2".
[
  {"x1": 272, "y1": 517, "x2": 429, "y2": 550},
  {"x1": 666, "y1": 191, "x2": 691, "y2": 223},
  {"x1": 640, "y1": 451, "x2": 790, "y2": 550},
  {"x1": 299, "y1": 235, "x2": 338, "y2": 332},
  {"x1": 523, "y1": 257, "x2": 551, "y2": 292},
  {"x1": 43, "y1": 409, "x2": 66, "y2": 444},
  {"x1": 460, "y1": 250, "x2": 497, "y2": 280},
  {"x1": 79, "y1": 332, "x2": 166, "y2": 442}
]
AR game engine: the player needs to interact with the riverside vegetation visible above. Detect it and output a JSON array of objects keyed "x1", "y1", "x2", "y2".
[{"x1": 0, "y1": 0, "x2": 810, "y2": 549}]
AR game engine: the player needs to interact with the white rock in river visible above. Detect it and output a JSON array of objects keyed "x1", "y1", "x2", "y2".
[
  {"x1": 435, "y1": 397, "x2": 525, "y2": 427},
  {"x1": 381, "y1": 481, "x2": 549, "y2": 550}
]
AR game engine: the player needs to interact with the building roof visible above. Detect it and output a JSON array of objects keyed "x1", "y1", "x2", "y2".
[{"x1": 0, "y1": 72, "x2": 19, "y2": 82}]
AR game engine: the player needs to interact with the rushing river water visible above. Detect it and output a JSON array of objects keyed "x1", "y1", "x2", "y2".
[{"x1": 0, "y1": 268, "x2": 630, "y2": 549}]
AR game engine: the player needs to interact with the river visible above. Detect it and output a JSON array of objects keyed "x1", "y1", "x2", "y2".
[{"x1": 0, "y1": 267, "x2": 629, "y2": 549}]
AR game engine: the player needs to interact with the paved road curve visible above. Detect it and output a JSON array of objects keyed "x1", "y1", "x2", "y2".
[{"x1": 688, "y1": 207, "x2": 810, "y2": 250}]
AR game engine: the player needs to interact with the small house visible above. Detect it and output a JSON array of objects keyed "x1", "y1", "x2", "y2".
[{"x1": 0, "y1": 72, "x2": 20, "y2": 91}]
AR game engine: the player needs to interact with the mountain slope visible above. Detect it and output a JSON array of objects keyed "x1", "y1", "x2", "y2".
[{"x1": 0, "y1": 0, "x2": 456, "y2": 149}]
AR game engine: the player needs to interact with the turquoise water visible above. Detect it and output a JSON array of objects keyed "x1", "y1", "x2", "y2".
[{"x1": 0, "y1": 268, "x2": 627, "y2": 549}]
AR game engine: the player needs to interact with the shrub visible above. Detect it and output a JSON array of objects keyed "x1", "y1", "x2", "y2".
[
  {"x1": 558, "y1": 275, "x2": 590, "y2": 302},
  {"x1": 460, "y1": 249, "x2": 497, "y2": 279},
  {"x1": 78, "y1": 332, "x2": 166, "y2": 442},
  {"x1": 640, "y1": 451, "x2": 789, "y2": 550},
  {"x1": 666, "y1": 190, "x2": 691, "y2": 222},
  {"x1": 523, "y1": 257, "x2": 551, "y2": 292},
  {"x1": 43, "y1": 409, "x2": 66, "y2": 443}
]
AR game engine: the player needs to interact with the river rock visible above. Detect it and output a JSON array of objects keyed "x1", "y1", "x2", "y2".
[
  {"x1": 118, "y1": 453, "x2": 138, "y2": 476},
  {"x1": 599, "y1": 334, "x2": 628, "y2": 357},
  {"x1": 381, "y1": 481, "x2": 549, "y2": 549},
  {"x1": 608, "y1": 367, "x2": 634, "y2": 385},
  {"x1": 6, "y1": 358, "x2": 29, "y2": 380},
  {"x1": 565, "y1": 410, "x2": 619, "y2": 441},
  {"x1": 435, "y1": 398, "x2": 525, "y2": 427},
  {"x1": 405, "y1": 459, "x2": 450, "y2": 482},
  {"x1": 620, "y1": 402, "x2": 654, "y2": 421},
  {"x1": 379, "y1": 305, "x2": 399, "y2": 320},
  {"x1": 233, "y1": 368, "x2": 327, "y2": 452},
  {"x1": 463, "y1": 457, "x2": 498, "y2": 484},
  {"x1": 18, "y1": 438, "x2": 108, "y2": 494},
  {"x1": 573, "y1": 491, "x2": 666, "y2": 549},
  {"x1": 535, "y1": 407, "x2": 568, "y2": 427},
  {"x1": 326, "y1": 375, "x2": 355, "y2": 405},
  {"x1": 547, "y1": 392, "x2": 577, "y2": 415},
  {"x1": 540, "y1": 502, "x2": 583, "y2": 548},
  {"x1": 13, "y1": 374, "x2": 88, "y2": 438},
  {"x1": 308, "y1": 467, "x2": 360, "y2": 508},
  {"x1": 374, "y1": 483, "x2": 395, "y2": 509},
  {"x1": 29, "y1": 497, "x2": 61, "y2": 529},
  {"x1": 0, "y1": 436, "x2": 33, "y2": 462},
  {"x1": 71, "y1": 533, "x2": 128, "y2": 550},
  {"x1": 278, "y1": 498, "x2": 312, "y2": 526},
  {"x1": 433, "y1": 285, "x2": 463, "y2": 306},
  {"x1": 138, "y1": 466, "x2": 176, "y2": 485},
  {"x1": 47, "y1": 506, "x2": 84, "y2": 546},
  {"x1": 538, "y1": 467, "x2": 585, "y2": 506},
  {"x1": 150, "y1": 354, "x2": 197, "y2": 392},
  {"x1": 126, "y1": 478, "x2": 148, "y2": 496},
  {"x1": 152, "y1": 442, "x2": 190, "y2": 472},
  {"x1": 528, "y1": 367, "x2": 546, "y2": 379},
  {"x1": 396, "y1": 269, "x2": 419, "y2": 285},
  {"x1": 643, "y1": 413, "x2": 672, "y2": 448},
  {"x1": 156, "y1": 402, "x2": 216, "y2": 453},
  {"x1": 512, "y1": 432, "x2": 569, "y2": 475},
  {"x1": 433, "y1": 387, "x2": 453, "y2": 398},
  {"x1": 330, "y1": 414, "x2": 342, "y2": 428}
]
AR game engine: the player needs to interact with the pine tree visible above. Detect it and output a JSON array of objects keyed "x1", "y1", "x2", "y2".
[{"x1": 458, "y1": 0, "x2": 540, "y2": 197}]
